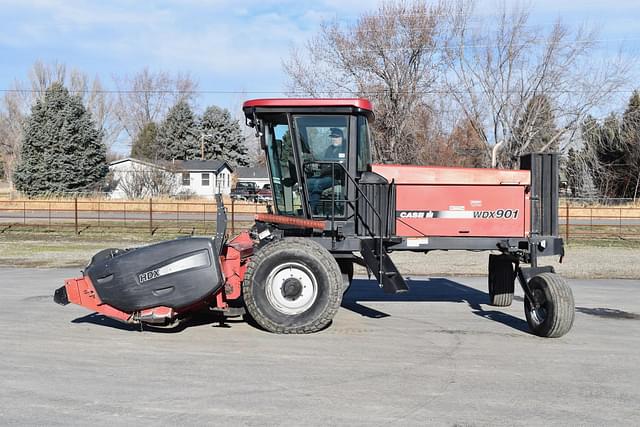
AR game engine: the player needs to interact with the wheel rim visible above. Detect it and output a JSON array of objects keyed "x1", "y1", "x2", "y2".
[
  {"x1": 265, "y1": 262, "x2": 318, "y2": 315},
  {"x1": 528, "y1": 289, "x2": 548, "y2": 326}
]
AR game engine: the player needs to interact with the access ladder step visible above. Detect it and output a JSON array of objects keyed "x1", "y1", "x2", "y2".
[{"x1": 361, "y1": 239, "x2": 409, "y2": 294}]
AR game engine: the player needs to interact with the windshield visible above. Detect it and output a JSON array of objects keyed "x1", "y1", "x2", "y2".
[{"x1": 294, "y1": 115, "x2": 349, "y2": 218}]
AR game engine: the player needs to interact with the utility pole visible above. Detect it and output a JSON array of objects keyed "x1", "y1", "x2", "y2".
[{"x1": 200, "y1": 133, "x2": 214, "y2": 160}]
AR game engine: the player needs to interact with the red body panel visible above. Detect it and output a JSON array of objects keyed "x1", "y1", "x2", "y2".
[
  {"x1": 220, "y1": 231, "x2": 254, "y2": 303},
  {"x1": 373, "y1": 164, "x2": 531, "y2": 238},
  {"x1": 395, "y1": 185, "x2": 527, "y2": 237},
  {"x1": 372, "y1": 164, "x2": 530, "y2": 185},
  {"x1": 64, "y1": 276, "x2": 133, "y2": 322}
]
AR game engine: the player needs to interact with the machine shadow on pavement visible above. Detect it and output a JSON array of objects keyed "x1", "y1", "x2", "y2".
[
  {"x1": 342, "y1": 277, "x2": 531, "y2": 334},
  {"x1": 69, "y1": 277, "x2": 530, "y2": 334},
  {"x1": 71, "y1": 310, "x2": 243, "y2": 333}
]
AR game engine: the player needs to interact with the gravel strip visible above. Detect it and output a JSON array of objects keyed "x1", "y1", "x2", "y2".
[{"x1": 0, "y1": 239, "x2": 638, "y2": 279}]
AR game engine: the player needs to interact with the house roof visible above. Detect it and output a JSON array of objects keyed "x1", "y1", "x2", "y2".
[
  {"x1": 236, "y1": 167, "x2": 269, "y2": 179},
  {"x1": 109, "y1": 158, "x2": 233, "y2": 173},
  {"x1": 174, "y1": 160, "x2": 233, "y2": 173},
  {"x1": 109, "y1": 158, "x2": 171, "y2": 171}
]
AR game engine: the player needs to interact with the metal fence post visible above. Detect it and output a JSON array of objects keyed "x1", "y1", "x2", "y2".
[
  {"x1": 619, "y1": 207, "x2": 623, "y2": 238},
  {"x1": 231, "y1": 198, "x2": 235, "y2": 235},
  {"x1": 74, "y1": 197, "x2": 78, "y2": 235},
  {"x1": 565, "y1": 202, "x2": 569, "y2": 242},
  {"x1": 149, "y1": 198, "x2": 153, "y2": 236}
]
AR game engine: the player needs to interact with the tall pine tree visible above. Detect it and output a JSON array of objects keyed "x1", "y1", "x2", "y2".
[
  {"x1": 508, "y1": 94, "x2": 558, "y2": 166},
  {"x1": 131, "y1": 121, "x2": 158, "y2": 160},
  {"x1": 156, "y1": 101, "x2": 199, "y2": 160},
  {"x1": 200, "y1": 105, "x2": 249, "y2": 166},
  {"x1": 13, "y1": 82, "x2": 108, "y2": 196}
]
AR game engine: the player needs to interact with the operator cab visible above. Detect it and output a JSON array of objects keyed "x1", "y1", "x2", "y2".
[{"x1": 243, "y1": 99, "x2": 375, "y2": 221}]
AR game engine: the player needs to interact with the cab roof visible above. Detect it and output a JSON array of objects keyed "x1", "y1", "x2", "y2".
[{"x1": 242, "y1": 98, "x2": 373, "y2": 111}]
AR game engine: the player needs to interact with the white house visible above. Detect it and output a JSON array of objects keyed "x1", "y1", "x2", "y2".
[
  {"x1": 235, "y1": 166, "x2": 270, "y2": 189},
  {"x1": 174, "y1": 160, "x2": 234, "y2": 197},
  {"x1": 109, "y1": 158, "x2": 234, "y2": 199}
]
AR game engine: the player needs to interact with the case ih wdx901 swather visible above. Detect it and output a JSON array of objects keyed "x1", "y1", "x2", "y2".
[{"x1": 55, "y1": 99, "x2": 574, "y2": 337}]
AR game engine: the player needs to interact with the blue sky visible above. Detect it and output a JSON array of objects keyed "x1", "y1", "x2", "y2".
[{"x1": 1, "y1": 0, "x2": 639, "y2": 152}]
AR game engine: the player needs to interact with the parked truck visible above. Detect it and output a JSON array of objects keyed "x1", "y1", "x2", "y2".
[
  {"x1": 230, "y1": 181, "x2": 258, "y2": 201},
  {"x1": 55, "y1": 98, "x2": 574, "y2": 337}
]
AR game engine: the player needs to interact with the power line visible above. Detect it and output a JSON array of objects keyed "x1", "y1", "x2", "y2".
[
  {"x1": 0, "y1": 88, "x2": 637, "y2": 95},
  {"x1": 303, "y1": 37, "x2": 640, "y2": 53}
]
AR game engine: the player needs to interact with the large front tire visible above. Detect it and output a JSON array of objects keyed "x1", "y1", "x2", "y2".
[
  {"x1": 242, "y1": 238, "x2": 343, "y2": 334},
  {"x1": 524, "y1": 273, "x2": 575, "y2": 338}
]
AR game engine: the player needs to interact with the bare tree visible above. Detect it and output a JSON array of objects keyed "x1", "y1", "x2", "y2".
[
  {"x1": 112, "y1": 166, "x2": 178, "y2": 199},
  {"x1": 444, "y1": 2, "x2": 632, "y2": 167},
  {"x1": 0, "y1": 61, "x2": 118, "y2": 184},
  {"x1": 284, "y1": 0, "x2": 449, "y2": 163},
  {"x1": 25, "y1": 61, "x2": 117, "y2": 144},
  {"x1": 113, "y1": 68, "x2": 198, "y2": 143},
  {"x1": 0, "y1": 90, "x2": 24, "y2": 186}
]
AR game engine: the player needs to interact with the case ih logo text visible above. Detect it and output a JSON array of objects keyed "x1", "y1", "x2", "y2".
[
  {"x1": 139, "y1": 269, "x2": 160, "y2": 283},
  {"x1": 398, "y1": 211, "x2": 435, "y2": 219},
  {"x1": 397, "y1": 209, "x2": 519, "y2": 219}
]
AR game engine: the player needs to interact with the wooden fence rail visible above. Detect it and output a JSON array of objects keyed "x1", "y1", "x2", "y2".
[
  {"x1": 0, "y1": 198, "x2": 638, "y2": 240},
  {"x1": 0, "y1": 198, "x2": 267, "y2": 236}
]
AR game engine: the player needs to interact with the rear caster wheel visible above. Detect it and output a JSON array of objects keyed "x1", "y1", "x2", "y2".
[
  {"x1": 242, "y1": 238, "x2": 343, "y2": 334},
  {"x1": 488, "y1": 254, "x2": 515, "y2": 306},
  {"x1": 524, "y1": 273, "x2": 575, "y2": 338}
]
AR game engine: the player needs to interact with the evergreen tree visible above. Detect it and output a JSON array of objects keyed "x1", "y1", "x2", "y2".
[
  {"x1": 13, "y1": 82, "x2": 108, "y2": 196},
  {"x1": 156, "y1": 101, "x2": 199, "y2": 160},
  {"x1": 0, "y1": 154, "x2": 4, "y2": 180},
  {"x1": 200, "y1": 105, "x2": 249, "y2": 166},
  {"x1": 131, "y1": 121, "x2": 158, "y2": 160},
  {"x1": 509, "y1": 94, "x2": 558, "y2": 166},
  {"x1": 580, "y1": 114, "x2": 628, "y2": 198},
  {"x1": 621, "y1": 90, "x2": 640, "y2": 198}
]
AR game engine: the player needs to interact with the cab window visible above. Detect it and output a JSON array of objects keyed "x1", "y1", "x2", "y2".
[{"x1": 293, "y1": 115, "x2": 348, "y2": 218}]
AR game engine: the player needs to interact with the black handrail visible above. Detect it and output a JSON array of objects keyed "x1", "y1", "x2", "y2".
[
  {"x1": 304, "y1": 161, "x2": 388, "y2": 239},
  {"x1": 303, "y1": 160, "x2": 391, "y2": 285}
]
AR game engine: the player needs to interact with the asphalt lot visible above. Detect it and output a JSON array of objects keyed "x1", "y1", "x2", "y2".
[{"x1": 1, "y1": 268, "x2": 639, "y2": 426}]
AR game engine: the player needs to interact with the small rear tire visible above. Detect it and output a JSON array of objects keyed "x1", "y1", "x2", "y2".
[
  {"x1": 242, "y1": 238, "x2": 343, "y2": 334},
  {"x1": 524, "y1": 273, "x2": 575, "y2": 338},
  {"x1": 488, "y1": 254, "x2": 515, "y2": 306}
]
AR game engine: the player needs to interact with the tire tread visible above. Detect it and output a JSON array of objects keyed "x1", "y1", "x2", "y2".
[{"x1": 243, "y1": 238, "x2": 342, "y2": 334}]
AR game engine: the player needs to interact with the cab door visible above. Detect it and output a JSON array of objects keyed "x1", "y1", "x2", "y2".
[{"x1": 292, "y1": 115, "x2": 351, "y2": 218}]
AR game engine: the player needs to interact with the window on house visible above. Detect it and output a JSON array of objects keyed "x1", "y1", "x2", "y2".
[
  {"x1": 182, "y1": 172, "x2": 190, "y2": 186},
  {"x1": 202, "y1": 173, "x2": 210, "y2": 186}
]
